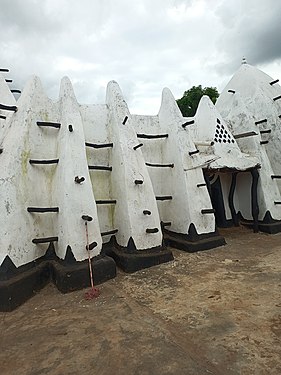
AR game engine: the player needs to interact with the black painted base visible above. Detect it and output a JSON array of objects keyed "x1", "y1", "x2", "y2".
[
  {"x1": 52, "y1": 255, "x2": 116, "y2": 293},
  {"x1": 217, "y1": 218, "x2": 237, "y2": 229},
  {"x1": 0, "y1": 246, "x2": 116, "y2": 312},
  {"x1": 103, "y1": 236, "x2": 174, "y2": 273},
  {"x1": 163, "y1": 224, "x2": 226, "y2": 253},
  {"x1": 0, "y1": 262, "x2": 51, "y2": 312},
  {"x1": 240, "y1": 211, "x2": 281, "y2": 234}
]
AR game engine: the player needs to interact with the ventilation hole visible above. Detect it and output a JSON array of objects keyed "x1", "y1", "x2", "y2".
[
  {"x1": 228, "y1": 139, "x2": 231, "y2": 143},
  {"x1": 232, "y1": 139, "x2": 235, "y2": 143},
  {"x1": 223, "y1": 139, "x2": 227, "y2": 143},
  {"x1": 220, "y1": 129, "x2": 224, "y2": 134},
  {"x1": 219, "y1": 139, "x2": 222, "y2": 143},
  {"x1": 219, "y1": 133, "x2": 222, "y2": 138}
]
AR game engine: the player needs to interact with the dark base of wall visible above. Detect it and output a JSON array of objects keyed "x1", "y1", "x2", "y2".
[
  {"x1": 0, "y1": 249, "x2": 116, "y2": 312},
  {"x1": 163, "y1": 224, "x2": 226, "y2": 252},
  {"x1": 52, "y1": 255, "x2": 116, "y2": 293},
  {"x1": 0, "y1": 262, "x2": 51, "y2": 312},
  {"x1": 240, "y1": 211, "x2": 281, "y2": 234},
  {"x1": 217, "y1": 218, "x2": 238, "y2": 228},
  {"x1": 103, "y1": 236, "x2": 174, "y2": 273}
]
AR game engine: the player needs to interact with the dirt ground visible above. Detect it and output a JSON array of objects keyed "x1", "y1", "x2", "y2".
[{"x1": 1, "y1": 226, "x2": 281, "y2": 375}]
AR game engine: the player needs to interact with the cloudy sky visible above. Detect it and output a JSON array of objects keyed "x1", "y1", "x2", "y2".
[{"x1": 1, "y1": 0, "x2": 281, "y2": 113}]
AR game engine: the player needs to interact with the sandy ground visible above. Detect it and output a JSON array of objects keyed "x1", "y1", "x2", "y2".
[{"x1": 1, "y1": 226, "x2": 281, "y2": 375}]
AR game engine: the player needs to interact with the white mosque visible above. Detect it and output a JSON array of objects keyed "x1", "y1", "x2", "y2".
[{"x1": 1, "y1": 61, "x2": 280, "y2": 310}]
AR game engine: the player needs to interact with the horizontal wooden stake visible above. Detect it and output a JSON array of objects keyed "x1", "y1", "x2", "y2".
[
  {"x1": 146, "y1": 162, "x2": 174, "y2": 168},
  {"x1": 0, "y1": 103, "x2": 17, "y2": 112},
  {"x1": 234, "y1": 131, "x2": 257, "y2": 139},
  {"x1": 96, "y1": 200, "x2": 117, "y2": 205},
  {"x1": 101, "y1": 229, "x2": 118, "y2": 236},
  {"x1": 137, "y1": 133, "x2": 168, "y2": 139},
  {"x1": 29, "y1": 159, "x2": 59, "y2": 165},
  {"x1": 189, "y1": 149, "x2": 199, "y2": 156},
  {"x1": 88, "y1": 165, "x2": 112, "y2": 171},
  {"x1": 228, "y1": 89, "x2": 235, "y2": 93},
  {"x1": 146, "y1": 228, "x2": 159, "y2": 233},
  {"x1": 201, "y1": 209, "x2": 215, "y2": 214},
  {"x1": 85, "y1": 142, "x2": 113, "y2": 149},
  {"x1": 32, "y1": 236, "x2": 58, "y2": 244},
  {"x1": 37, "y1": 121, "x2": 61, "y2": 129},
  {"x1": 27, "y1": 207, "x2": 59, "y2": 213},
  {"x1": 270, "y1": 79, "x2": 279, "y2": 85},
  {"x1": 156, "y1": 196, "x2": 173, "y2": 201},
  {"x1": 197, "y1": 183, "x2": 206, "y2": 187},
  {"x1": 255, "y1": 119, "x2": 267, "y2": 125}
]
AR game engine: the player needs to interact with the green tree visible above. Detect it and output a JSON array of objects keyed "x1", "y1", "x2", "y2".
[{"x1": 176, "y1": 85, "x2": 219, "y2": 117}]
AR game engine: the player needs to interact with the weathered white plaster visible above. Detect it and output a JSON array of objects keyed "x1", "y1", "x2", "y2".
[
  {"x1": 54, "y1": 77, "x2": 102, "y2": 260},
  {"x1": 79, "y1": 103, "x2": 113, "y2": 236},
  {"x1": 216, "y1": 63, "x2": 281, "y2": 220},
  {"x1": 4, "y1": 63, "x2": 279, "y2": 271},
  {"x1": 133, "y1": 88, "x2": 216, "y2": 235},
  {"x1": 195, "y1": 96, "x2": 259, "y2": 171},
  {"x1": 0, "y1": 76, "x2": 58, "y2": 266},
  {"x1": 106, "y1": 81, "x2": 162, "y2": 249}
]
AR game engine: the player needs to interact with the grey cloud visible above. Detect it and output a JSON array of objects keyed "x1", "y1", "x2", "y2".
[
  {"x1": 214, "y1": 0, "x2": 281, "y2": 74},
  {"x1": 0, "y1": 0, "x2": 280, "y2": 113},
  {"x1": 0, "y1": 0, "x2": 61, "y2": 34}
]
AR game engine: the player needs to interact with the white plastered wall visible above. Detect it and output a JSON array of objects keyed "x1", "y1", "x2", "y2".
[
  {"x1": 0, "y1": 76, "x2": 59, "y2": 266},
  {"x1": 53, "y1": 77, "x2": 102, "y2": 260},
  {"x1": 216, "y1": 64, "x2": 281, "y2": 220},
  {"x1": 80, "y1": 103, "x2": 114, "y2": 239},
  {"x1": 190, "y1": 95, "x2": 259, "y2": 223},
  {"x1": 105, "y1": 81, "x2": 162, "y2": 249},
  {"x1": 133, "y1": 88, "x2": 216, "y2": 235}
]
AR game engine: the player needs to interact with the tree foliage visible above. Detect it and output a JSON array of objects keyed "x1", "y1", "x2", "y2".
[{"x1": 176, "y1": 85, "x2": 219, "y2": 117}]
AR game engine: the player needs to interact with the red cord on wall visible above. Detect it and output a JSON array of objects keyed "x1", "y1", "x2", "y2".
[{"x1": 84, "y1": 221, "x2": 100, "y2": 300}]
